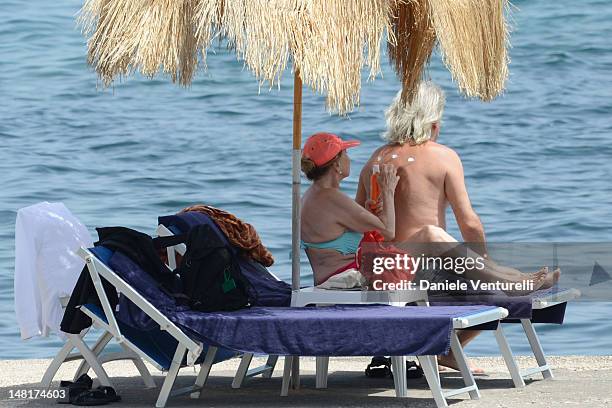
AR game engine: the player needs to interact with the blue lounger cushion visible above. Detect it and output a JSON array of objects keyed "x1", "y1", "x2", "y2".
[
  {"x1": 172, "y1": 304, "x2": 498, "y2": 357},
  {"x1": 429, "y1": 287, "x2": 568, "y2": 322}
]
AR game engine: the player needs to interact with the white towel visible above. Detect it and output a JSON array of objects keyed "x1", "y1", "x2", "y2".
[
  {"x1": 316, "y1": 268, "x2": 366, "y2": 290},
  {"x1": 14, "y1": 202, "x2": 93, "y2": 340}
]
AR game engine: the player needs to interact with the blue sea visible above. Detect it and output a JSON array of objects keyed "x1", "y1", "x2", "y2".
[{"x1": 1, "y1": 0, "x2": 611, "y2": 359}]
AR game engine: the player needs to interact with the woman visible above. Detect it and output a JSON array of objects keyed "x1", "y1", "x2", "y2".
[{"x1": 300, "y1": 132, "x2": 399, "y2": 285}]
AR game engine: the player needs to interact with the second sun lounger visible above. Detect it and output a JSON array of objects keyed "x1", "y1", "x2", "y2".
[{"x1": 429, "y1": 285, "x2": 580, "y2": 388}]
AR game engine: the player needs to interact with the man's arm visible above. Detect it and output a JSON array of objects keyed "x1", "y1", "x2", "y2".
[{"x1": 444, "y1": 149, "x2": 487, "y2": 255}]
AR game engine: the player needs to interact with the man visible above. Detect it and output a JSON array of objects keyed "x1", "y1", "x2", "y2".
[
  {"x1": 356, "y1": 82, "x2": 486, "y2": 250},
  {"x1": 355, "y1": 81, "x2": 553, "y2": 373}
]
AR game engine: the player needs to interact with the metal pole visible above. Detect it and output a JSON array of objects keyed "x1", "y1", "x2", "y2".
[
  {"x1": 291, "y1": 70, "x2": 302, "y2": 291},
  {"x1": 290, "y1": 69, "x2": 303, "y2": 390}
]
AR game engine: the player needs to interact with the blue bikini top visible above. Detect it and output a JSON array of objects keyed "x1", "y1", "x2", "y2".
[{"x1": 301, "y1": 231, "x2": 362, "y2": 255}]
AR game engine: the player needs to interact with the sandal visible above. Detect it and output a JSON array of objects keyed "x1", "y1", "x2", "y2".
[
  {"x1": 405, "y1": 360, "x2": 424, "y2": 379},
  {"x1": 57, "y1": 374, "x2": 93, "y2": 404},
  {"x1": 365, "y1": 356, "x2": 392, "y2": 378},
  {"x1": 364, "y1": 357, "x2": 424, "y2": 379},
  {"x1": 71, "y1": 386, "x2": 121, "y2": 406}
]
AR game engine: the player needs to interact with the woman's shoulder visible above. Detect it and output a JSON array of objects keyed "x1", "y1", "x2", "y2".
[{"x1": 303, "y1": 187, "x2": 354, "y2": 213}]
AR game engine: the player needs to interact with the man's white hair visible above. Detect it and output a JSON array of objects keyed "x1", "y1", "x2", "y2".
[{"x1": 383, "y1": 81, "x2": 446, "y2": 145}]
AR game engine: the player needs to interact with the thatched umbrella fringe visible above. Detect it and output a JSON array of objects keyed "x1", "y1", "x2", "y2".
[{"x1": 78, "y1": 0, "x2": 509, "y2": 113}]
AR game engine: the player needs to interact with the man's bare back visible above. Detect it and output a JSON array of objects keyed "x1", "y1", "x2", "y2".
[{"x1": 356, "y1": 141, "x2": 485, "y2": 244}]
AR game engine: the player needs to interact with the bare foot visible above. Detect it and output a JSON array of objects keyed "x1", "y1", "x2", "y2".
[
  {"x1": 541, "y1": 268, "x2": 561, "y2": 289},
  {"x1": 526, "y1": 266, "x2": 548, "y2": 281},
  {"x1": 505, "y1": 269, "x2": 546, "y2": 296},
  {"x1": 437, "y1": 355, "x2": 485, "y2": 375}
]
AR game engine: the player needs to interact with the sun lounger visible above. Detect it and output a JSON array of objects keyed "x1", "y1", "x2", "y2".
[
  {"x1": 78, "y1": 243, "x2": 508, "y2": 408},
  {"x1": 428, "y1": 285, "x2": 580, "y2": 387}
]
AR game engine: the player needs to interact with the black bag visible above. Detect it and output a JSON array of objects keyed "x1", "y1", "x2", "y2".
[{"x1": 176, "y1": 224, "x2": 251, "y2": 312}]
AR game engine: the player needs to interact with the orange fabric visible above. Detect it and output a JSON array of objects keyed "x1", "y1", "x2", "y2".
[{"x1": 180, "y1": 204, "x2": 274, "y2": 267}]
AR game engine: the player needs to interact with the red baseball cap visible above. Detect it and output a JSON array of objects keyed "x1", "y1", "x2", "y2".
[{"x1": 302, "y1": 132, "x2": 361, "y2": 167}]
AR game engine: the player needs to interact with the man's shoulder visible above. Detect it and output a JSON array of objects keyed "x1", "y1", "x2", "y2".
[
  {"x1": 365, "y1": 145, "x2": 388, "y2": 161},
  {"x1": 427, "y1": 142, "x2": 461, "y2": 162},
  {"x1": 358, "y1": 145, "x2": 386, "y2": 176}
]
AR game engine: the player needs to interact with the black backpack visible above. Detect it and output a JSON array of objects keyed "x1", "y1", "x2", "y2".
[{"x1": 176, "y1": 224, "x2": 252, "y2": 312}]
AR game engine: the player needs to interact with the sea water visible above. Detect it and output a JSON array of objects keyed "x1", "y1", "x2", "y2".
[{"x1": 1, "y1": 0, "x2": 611, "y2": 358}]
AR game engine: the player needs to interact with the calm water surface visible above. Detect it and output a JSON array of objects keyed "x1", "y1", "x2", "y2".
[{"x1": 1, "y1": 0, "x2": 611, "y2": 358}]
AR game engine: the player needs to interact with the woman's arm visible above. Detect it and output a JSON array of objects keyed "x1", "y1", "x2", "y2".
[
  {"x1": 373, "y1": 164, "x2": 399, "y2": 240},
  {"x1": 334, "y1": 164, "x2": 399, "y2": 240}
]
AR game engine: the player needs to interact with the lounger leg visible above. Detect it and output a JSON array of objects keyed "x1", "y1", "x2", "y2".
[
  {"x1": 190, "y1": 346, "x2": 217, "y2": 399},
  {"x1": 315, "y1": 356, "x2": 329, "y2": 389},
  {"x1": 291, "y1": 356, "x2": 300, "y2": 389},
  {"x1": 73, "y1": 331, "x2": 113, "y2": 381},
  {"x1": 281, "y1": 356, "x2": 293, "y2": 396},
  {"x1": 119, "y1": 343, "x2": 157, "y2": 388},
  {"x1": 41, "y1": 341, "x2": 75, "y2": 388},
  {"x1": 418, "y1": 355, "x2": 448, "y2": 408},
  {"x1": 231, "y1": 353, "x2": 253, "y2": 389},
  {"x1": 424, "y1": 355, "x2": 440, "y2": 387},
  {"x1": 68, "y1": 334, "x2": 112, "y2": 387},
  {"x1": 521, "y1": 319, "x2": 553, "y2": 380},
  {"x1": 390, "y1": 356, "x2": 407, "y2": 398},
  {"x1": 495, "y1": 325, "x2": 526, "y2": 388},
  {"x1": 261, "y1": 355, "x2": 279, "y2": 379},
  {"x1": 450, "y1": 331, "x2": 480, "y2": 400},
  {"x1": 156, "y1": 344, "x2": 186, "y2": 408}
]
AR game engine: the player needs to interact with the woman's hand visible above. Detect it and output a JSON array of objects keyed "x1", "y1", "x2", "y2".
[
  {"x1": 365, "y1": 198, "x2": 383, "y2": 215},
  {"x1": 378, "y1": 164, "x2": 399, "y2": 194}
]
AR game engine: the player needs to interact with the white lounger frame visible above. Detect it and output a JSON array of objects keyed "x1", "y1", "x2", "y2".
[
  {"x1": 294, "y1": 285, "x2": 580, "y2": 393},
  {"x1": 76, "y1": 247, "x2": 239, "y2": 408},
  {"x1": 156, "y1": 223, "x2": 279, "y2": 387},
  {"x1": 495, "y1": 288, "x2": 581, "y2": 388},
  {"x1": 41, "y1": 297, "x2": 156, "y2": 390},
  {"x1": 291, "y1": 289, "x2": 508, "y2": 408}
]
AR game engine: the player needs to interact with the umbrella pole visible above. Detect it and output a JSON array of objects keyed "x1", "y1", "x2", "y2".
[
  {"x1": 291, "y1": 70, "x2": 302, "y2": 291},
  {"x1": 290, "y1": 70, "x2": 303, "y2": 390}
]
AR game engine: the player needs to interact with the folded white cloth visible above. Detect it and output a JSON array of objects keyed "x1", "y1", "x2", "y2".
[
  {"x1": 316, "y1": 268, "x2": 366, "y2": 290},
  {"x1": 14, "y1": 202, "x2": 93, "y2": 340}
]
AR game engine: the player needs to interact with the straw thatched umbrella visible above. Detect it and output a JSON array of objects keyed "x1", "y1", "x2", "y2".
[{"x1": 79, "y1": 0, "x2": 510, "y2": 298}]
